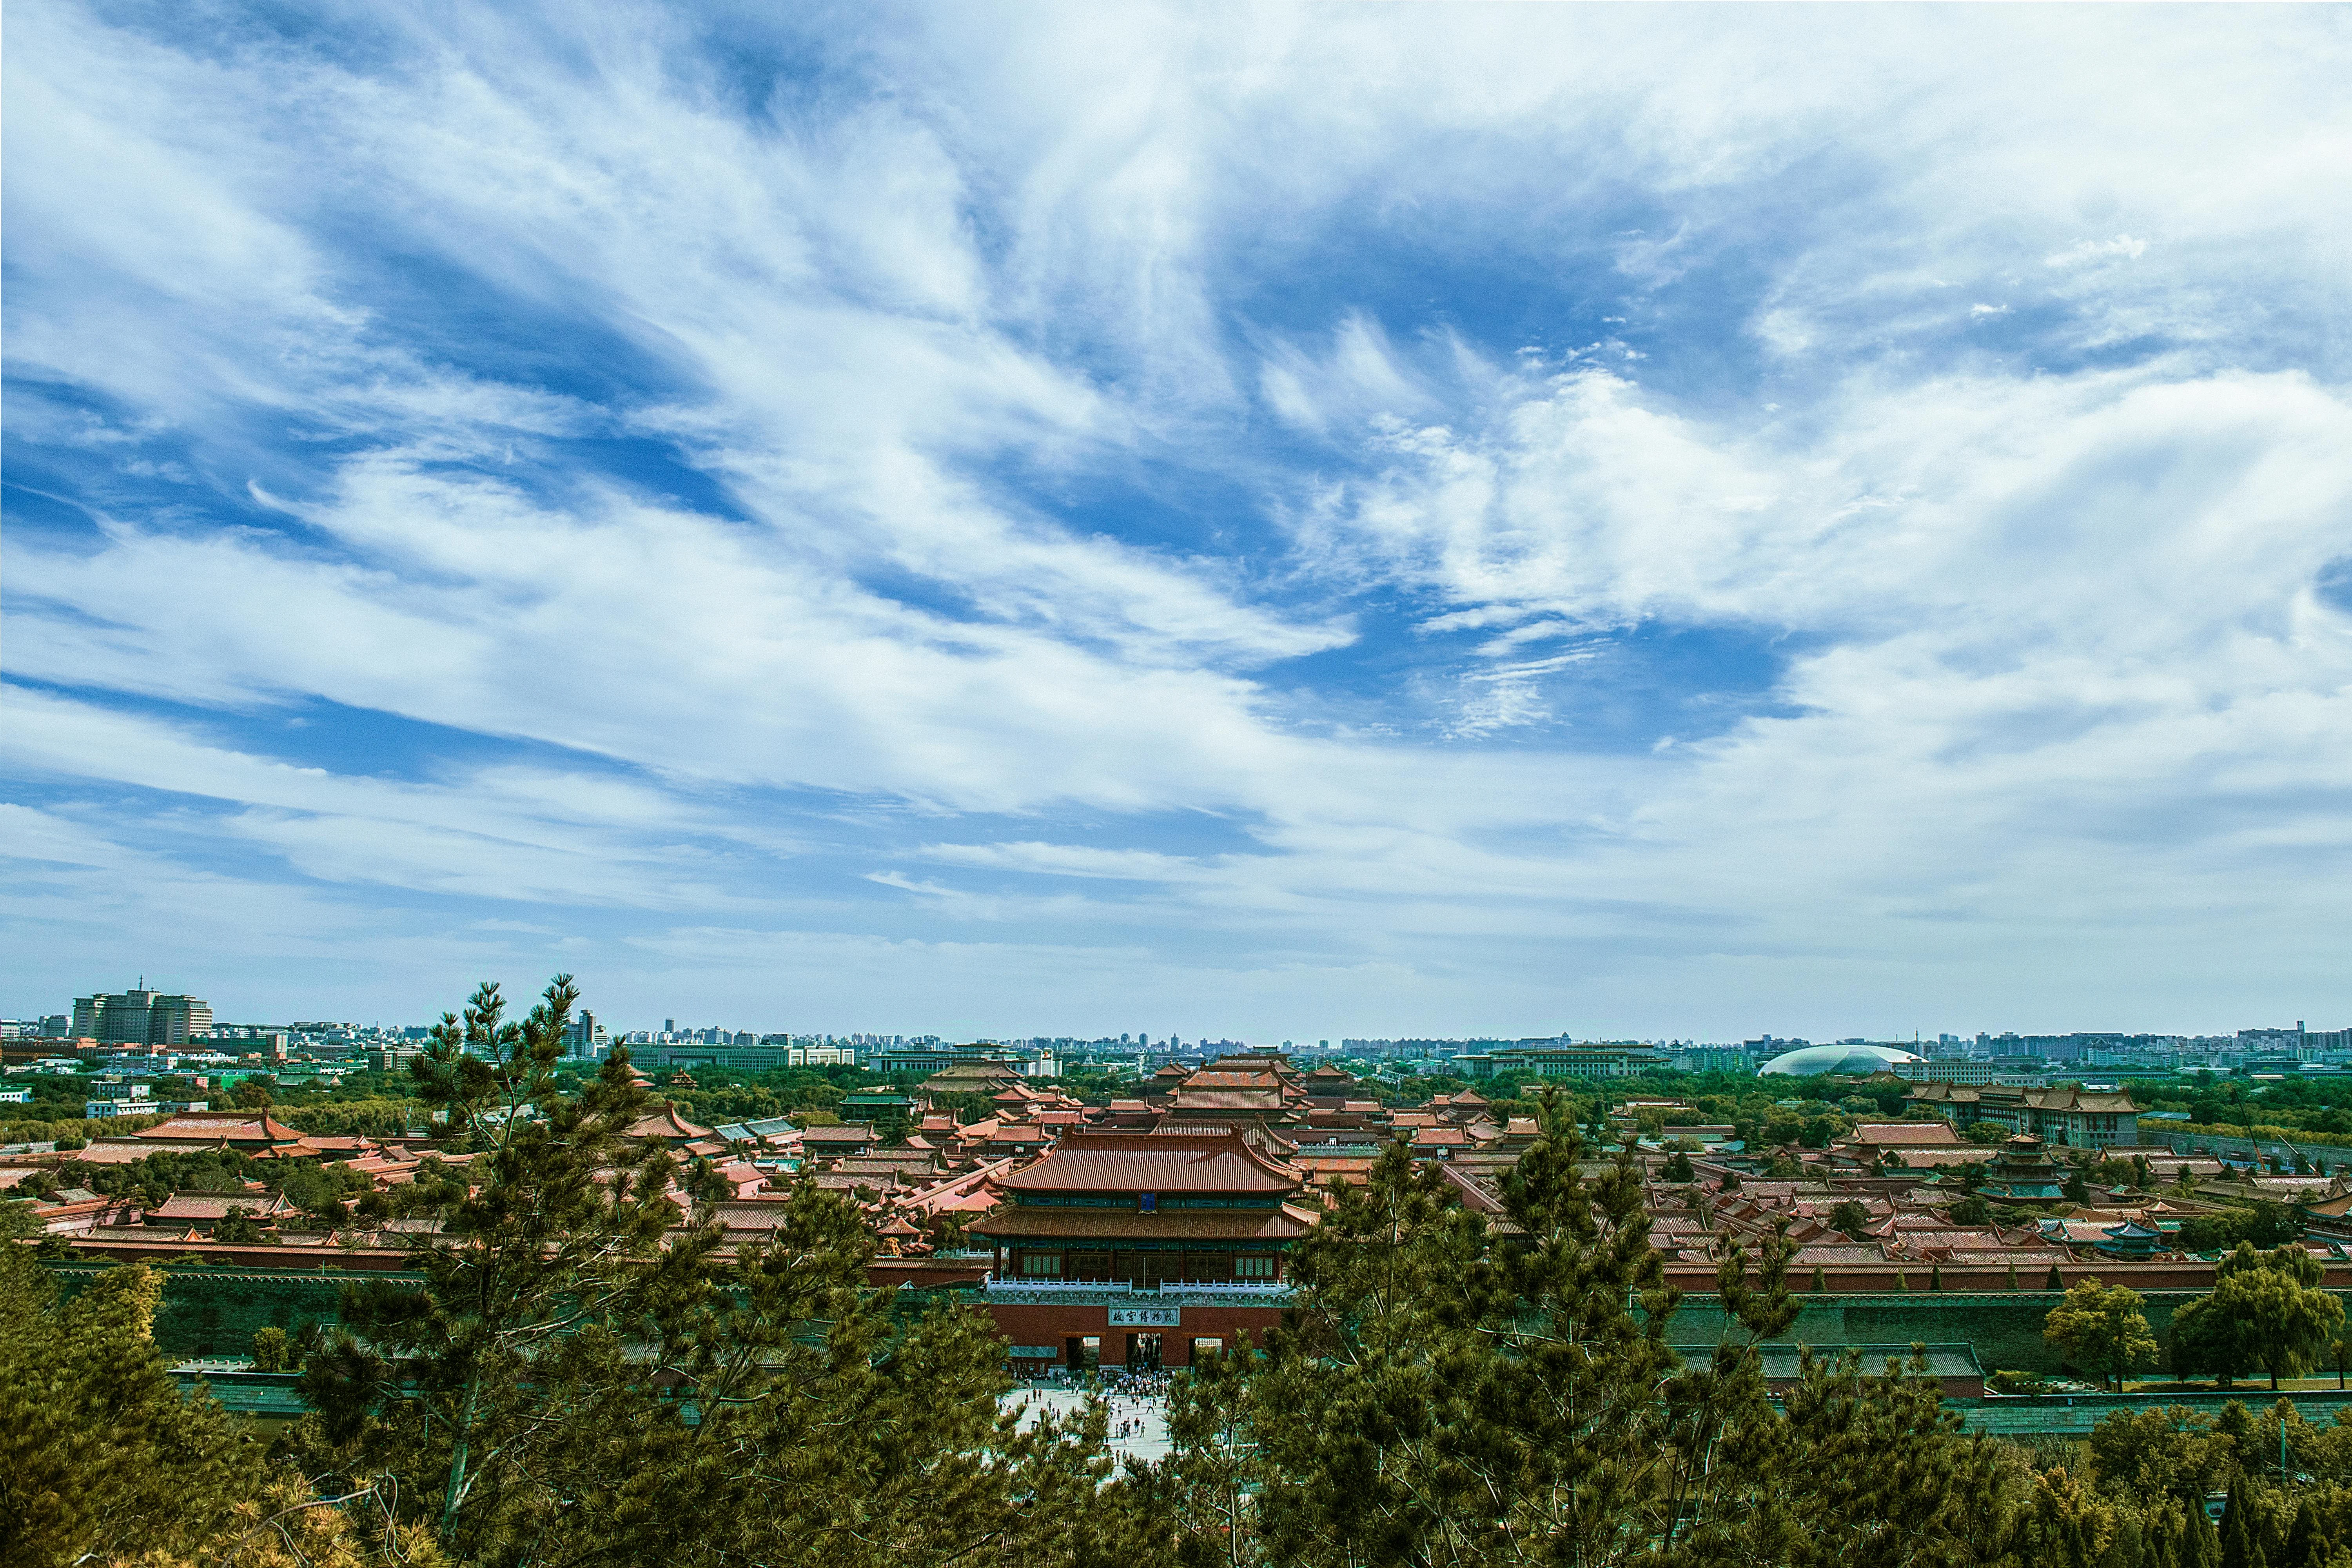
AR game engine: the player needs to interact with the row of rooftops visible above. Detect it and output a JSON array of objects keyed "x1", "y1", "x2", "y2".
[
  {"x1": 9, "y1": 1056, "x2": 2337, "y2": 1278},
  {"x1": 1904, "y1": 1082, "x2": 2142, "y2": 1114}
]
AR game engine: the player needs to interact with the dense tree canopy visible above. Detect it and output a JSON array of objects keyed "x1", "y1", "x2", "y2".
[
  {"x1": 303, "y1": 976, "x2": 1152, "y2": 1568},
  {"x1": 0, "y1": 1242, "x2": 439, "y2": 1568},
  {"x1": 2043, "y1": 1279, "x2": 2159, "y2": 1392},
  {"x1": 2173, "y1": 1245, "x2": 2348, "y2": 1393}
]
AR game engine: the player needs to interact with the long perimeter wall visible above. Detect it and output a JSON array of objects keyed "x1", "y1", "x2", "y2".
[{"x1": 40, "y1": 1253, "x2": 2352, "y2": 1374}]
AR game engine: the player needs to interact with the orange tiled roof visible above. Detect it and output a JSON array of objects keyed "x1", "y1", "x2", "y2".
[
  {"x1": 975, "y1": 1204, "x2": 1317, "y2": 1241},
  {"x1": 1842, "y1": 1122, "x2": 1965, "y2": 1147},
  {"x1": 623, "y1": 1105, "x2": 715, "y2": 1141},
  {"x1": 131, "y1": 1113, "x2": 306, "y2": 1145},
  {"x1": 1002, "y1": 1129, "x2": 1298, "y2": 1195}
]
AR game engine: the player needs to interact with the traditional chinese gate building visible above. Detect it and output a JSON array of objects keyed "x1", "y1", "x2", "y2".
[{"x1": 971, "y1": 1128, "x2": 1317, "y2": 1371}]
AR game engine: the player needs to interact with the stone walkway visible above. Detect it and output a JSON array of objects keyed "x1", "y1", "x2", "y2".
[{"x1": 1005, "y1": 1385, "x2": 1172, "y2": 1464}]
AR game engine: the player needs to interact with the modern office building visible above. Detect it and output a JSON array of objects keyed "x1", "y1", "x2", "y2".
[
  {"x1": 1670, "y1": 1045, "x2": 1757, "y2": 1075},
  {"x1": 71, "y1": 987, "x2": 214, "y2": 1046},
  {"x1": 363, "y1": 1043, "x2": 422, "y2": 1073},
  {"x1": 869, "y1": 1041, "x2": 1059, "y2": 1078},
  {"x1": 565, "y1": 1010, "x2": 610, "y2": 1059},
  {"x1": 642, "y1": 1041, "x2": 793, "y2": 1071},
  {"x1": 1455, "y1": 1037, "x2": 1673, "y2": 1079}
]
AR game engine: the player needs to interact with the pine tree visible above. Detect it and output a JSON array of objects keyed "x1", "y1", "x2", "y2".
[
  {"x1": 301, "y1": 975, "x2": 1140, "y2": 1568},
  {"x1": 0, "y1": 1244, "x2": 387, "y2": 1566},
  {"x1": 2178, "y1": 1500, "x2": 2222, "y2": 1568},
  {"x1": 2020, "y1": 1464, "x2": 2119, "y2": 1567},
  {"x1": 1161, "y1": 1087, "x2": 2032, "y2": 1566},
  {"x1": 251, "y1": 1325, "x2": 295, "y2": 1371},
  {"x1": 2218, "y1": 1473, "x2": 2261, "y2": 1568},
  {"x1": 2279, "y1": 1500, "x2": 2325, "y2": 1568},
  {"x1": 1161, "y1": 1336, "x2": 1268, "y2": 1566}
]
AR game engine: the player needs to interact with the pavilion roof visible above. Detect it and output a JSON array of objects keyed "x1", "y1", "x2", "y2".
[
  {"x1": 131, "y1": 1113, "x2": 307, "y2": 1146},
  {"x1": 835, "y1": 1155, "x2": 945, "y2": 1178},
  {"x1": 71, "y1": 1143, "x2": 177, "y2": 1165},
  {"x1": 808, "y1": 1169, "x2": 907, "y2": 1194},
  {"x1": 2019, "y1": 1088, "x2": 2140, "y2": 1113},
  {"x1": 974, "y1": 1203, "x2": 1317, "y2": 1242},
  {"x1": 924, "y1": 1060, "x2": 1022, "y2": 1082},
  {"x1": 898, "y1": 1158, "x2": 1013, "y2": 1211},
  {"x1": 1839, "y1": 1122, "x2": 1965, "y2": 1147},
  {"x1": 1001, "y1": 1129, "x2": 1298, "y2": 1196},
  {"x1": 799, "y1": 1123, "x2": 879, "y2": 1143},
  {"x1": 623, "y1": 1105, "x2": 715, "y2": 1142},
  {"x1": 1169, "y1": 1088, "x2": 1289, "y2": 1111},
  {"x1": 149, "y1": 1191, "x2": 294, "y2": 1221},
  {"x1": 1185, "y1": 1070, "x2": 1282, "y2": 1091}
]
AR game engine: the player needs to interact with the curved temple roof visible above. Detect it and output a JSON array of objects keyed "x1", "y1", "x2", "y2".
[
  {"x1": 974, "y1": 1205, "x2": 1317, "y2": 1242},
  {"x1": 999, "y1": 1129, "x2": 1300, "y2": 1196}
]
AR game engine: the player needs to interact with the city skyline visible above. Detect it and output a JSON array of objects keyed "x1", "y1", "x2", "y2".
[
  {"x1": 6, "y1": 979, "x2": 2342, "y2": 1060},
  {"x1": 7, "y1": 5, "x2": 2352, "y2": 1038}
]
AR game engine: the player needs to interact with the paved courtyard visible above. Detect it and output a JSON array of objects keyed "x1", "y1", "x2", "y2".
[{"x1": 1005, "y1": 1384, "x2": 1172, "y2": 1464}]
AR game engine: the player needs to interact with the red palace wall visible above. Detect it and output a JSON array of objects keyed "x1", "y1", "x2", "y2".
[{"x1": 984, "y1": 1301, "x2": 1286, "y2": 1368}]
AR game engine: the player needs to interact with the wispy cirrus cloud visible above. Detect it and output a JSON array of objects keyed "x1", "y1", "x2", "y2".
[{"x1": 5, "y1": 0, "x2": 2350, "y2": 1037}]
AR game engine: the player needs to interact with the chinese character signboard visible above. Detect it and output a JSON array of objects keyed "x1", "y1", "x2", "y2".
[{"x1": 1107, "y1": 1306, "x2": 1181, "y2": 1327}]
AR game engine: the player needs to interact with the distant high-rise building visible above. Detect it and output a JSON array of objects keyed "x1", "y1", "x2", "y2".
[
  {"x1": 565, "y1": 1010, "x2": 609, "y2": 1059},
  {"x1": 71, "y1": 987, "x2": 212, "y2": 1045},
  {"x1": 365, "y1": 1043, "x2": 421, "y2": 1073}
]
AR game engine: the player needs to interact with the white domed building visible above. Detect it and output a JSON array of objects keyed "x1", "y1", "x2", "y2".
[{"x1": 1758, "y1": 1042, "x2": 1924, "y2": 1078}]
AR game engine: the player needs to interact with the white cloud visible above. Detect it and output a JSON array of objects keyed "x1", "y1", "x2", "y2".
[
  {"x1": 0, "y1": 688, "x2": 768, "y2": 907},
  {"x1": 918, "y1": 842, "x2": 1225, "y2": 883},
  {"x1": 2046, "y1": 236, "x2": 2151, "y2": 267},
  {"x1": 6, "y1": 1, "x2": 2352, "y2": 1035},
  {"x1": 1258, "y1": 314, "x2": 1438, "y2": 435}
]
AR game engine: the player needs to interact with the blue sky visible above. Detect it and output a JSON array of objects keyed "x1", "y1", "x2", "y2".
[{"x1": 6, "y1": 2, "x2": 2351, "y2": 1041}]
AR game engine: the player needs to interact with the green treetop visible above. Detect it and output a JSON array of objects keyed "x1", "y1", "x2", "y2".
[
  {"x1": 300, "y1": 974, "x2": 1150, "y2": 1568},
  {"x1": 2043, "y1": 1277, "x2": 2159, "y2": 1392}
]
